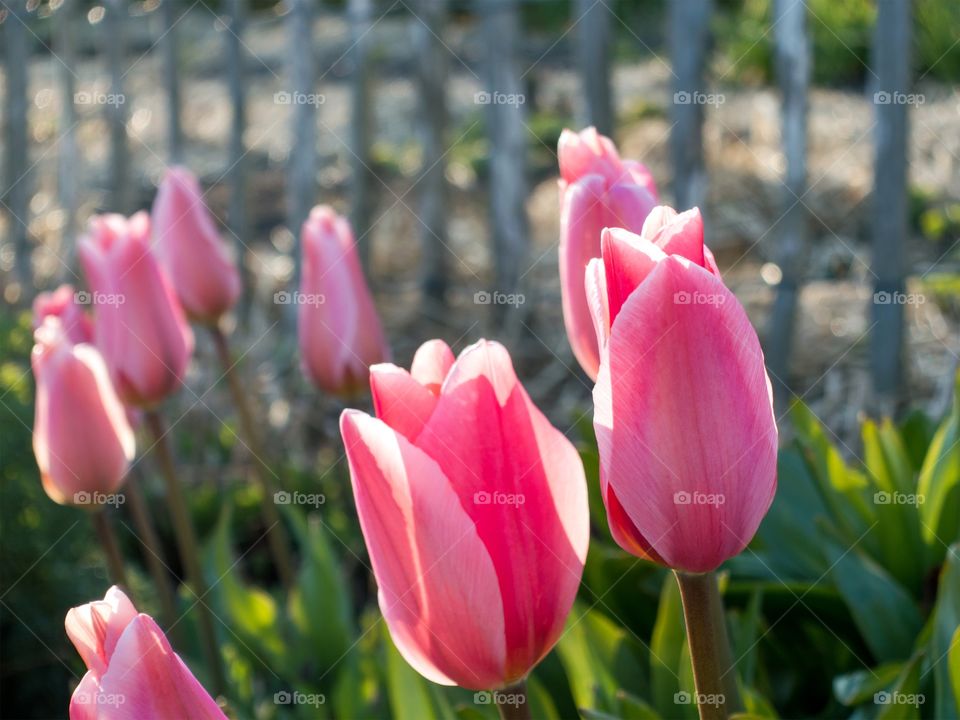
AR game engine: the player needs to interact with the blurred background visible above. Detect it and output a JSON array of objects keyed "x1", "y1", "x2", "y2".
[{"x1": 1, "y1": 0, "x2": 959, "y2": 718}]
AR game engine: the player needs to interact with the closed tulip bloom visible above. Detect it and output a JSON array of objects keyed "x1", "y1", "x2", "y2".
[
  {"x1": 298, "y1": 206, "x2": 389, "y2": 395},
  {"x1": 31, "y1": 318, "x2": 135, "y2": 505},
  {"x1": 33, "y1": 284, "x2": 94, "y2": 345},
  {"x1": 558, "y1": 127, "x2": 659, "y2": 380},
  {"x1": 341, "y1": 339, "x2": 589, "y2": 690},
  {"x1": 151, "y1": 166, "x2": 241, "y2": 323},
  {"x1": 79, "y1": 212, "x2": 194, "y2": 407},
  {"x1": 588, "y1": 207, "x2": 777, "y2": 573},
  {"x1": 66, "y1": 586, "x2": 226, "y2": 720}
]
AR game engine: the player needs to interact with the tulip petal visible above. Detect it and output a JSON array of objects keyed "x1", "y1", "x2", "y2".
[
  {"x1": 584, "y1": 257, "x2": 610, "y2": 349},
  {"x1": 341, "y1": 409, "x2": 506, "y2": 689},
  {"x1": 418, "y1": 340, "x2": 589, "y2": 680},
  {"x1": 96, "y1": 615, "x2": 226, "y2": 719},
  {"x1": 409, "y1": 339, "x2": 455, "y2": 394},
  {"x1": 370, "y1": 364, "x2": 439, "y2": 442},
  {"x1": 647, "y1": 207, "x2": 706, "y2": 267},
  {"x1": 69, "y1": 672, "x2": 102, "y2": 720},
  {"x1": 600, "y1": 228, "x2": 668, "y2": 328},
  {"x1": 594, "y1": 256, "x2": 777, "y2": 572},
  {"x1": 65, "y1": 586, "x2": 138, "y2": 677}
]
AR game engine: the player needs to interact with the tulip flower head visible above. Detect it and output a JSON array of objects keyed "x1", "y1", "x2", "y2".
[
  {"x1": 298, "y1": 205, "x2": 389, "y2": 395},
  {"x1": 31, "y1": 318, "x2": 135, "y2": 506},
  {"x1": 33, "y1": 284, "x2": 95, "y2": 345},
  {"x1": 558, "y1": 126, "x2": 659, "y2": 380},
  {"x1": 66, "y1": 586, "x2": 226, "y2": 720},
  {"x1": 341, "y1": 339, "x2": 589, "y2": 690},
  {"x1": 151, "y1": 166, "x2": 241, "y2": 324},
  {"x1": 589, "y1": 207, "x2": 777, "y2": 573},
  {"x1": 78, "y1": 212, "x2": 194, "y2": 408}
]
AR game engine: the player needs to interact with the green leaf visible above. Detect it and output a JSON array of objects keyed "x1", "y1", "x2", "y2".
[
  {"x1": 929, "y1": 545, "x2": 960, "y2": 720},
  {"x1": 875, "y1": 654, "x2": 923, "y2": 720},
  {"x1": 899, "y1": 409, "x2": 936, "y2": 473},
  {"x1": 917, "y1": 392, "x2": 960, "y2": 567},
  {"x1": 615, "y1": 690, "x2": 661, "y2": 720},
  {"x1": 650, "y1": 574, "x2": 686, "y2": 717},
  {"x1": 526, "y1": 676, "x2": 561, "y2": 720},
  {"x1": 728, "y1": 590, "x2": 764, "y2": 687},
  {"x1": 740, "y1": 686, "x2": 778, "y2": 718},
  {"x1": 383, "y1": 625, "x2": 457, "y2": 720},
  {"x1": 556, "y1": 602, "x2": 646, "y2": 713},
  {"x1": 833, "y1": 664, "x2": 904, "y2": 705}
]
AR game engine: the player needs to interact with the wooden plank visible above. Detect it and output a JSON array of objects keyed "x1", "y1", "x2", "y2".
[
  {"x1": 162, "y1": 0, "x2": 183, "y2": 163},
  {"x1": 349, "y1": 0, "x2": 376, "y2": 270},
  {"x1": 3, "y1": 2, "x2": 32, "y2": 288},
  {"x1": 104, "y1": 0, "x2": 130, "y2": 213},
  {"x1": 575, "y1": 0, "x2": 613, "y2": 136}
]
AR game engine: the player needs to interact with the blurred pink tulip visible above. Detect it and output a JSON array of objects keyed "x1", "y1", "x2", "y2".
[
  {"x1": 298, "y1": 205, "x2": 389, "y2": 395},
  {"x1": 66, "y1": 586, "x2": 226, "y2": 720},
  {"x1": 341, "y1": 339, "x2": 589, "y2": 690},
  {"x1": 558, "y1": 127, "x2": 659, "y2": 380},
  {"x1": 31, "y1": 318, "x2": 135, "y2": 505},
  {"x1": 32, "y1": 284, "x2": 94, "y2": 344},
  {"x1": 79, "y1": 212, "x2": 194, "y2": 407},
  {"x1": 588, "y1": 206, "x2": 777, "y2": 572},
  {"x1": 151, "y1": 166, "x2": 241, "y2": 323}
]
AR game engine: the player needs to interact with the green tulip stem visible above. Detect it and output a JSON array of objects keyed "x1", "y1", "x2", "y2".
[
  {"x1": 209, "y1": 322, "x2": 295, "y2": 590},
  {"x1": 494, "y1": 679, "x2": 531, "y2": 720},
  {"x1": 90, "y1": 507, "x2": 127, "y2": 588},
  {"x1": 145, "y1": 410, "x2": 225, "y2": 695},
  {"x1": 674, "y1": 570, "x2": 742, "y2": 720}
]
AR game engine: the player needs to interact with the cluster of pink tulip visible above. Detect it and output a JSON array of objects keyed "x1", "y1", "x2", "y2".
[{"x1": 36, "y1": 127, "x2": 777, "y2": 719}]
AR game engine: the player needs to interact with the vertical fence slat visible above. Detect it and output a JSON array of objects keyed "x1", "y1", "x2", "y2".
[
  {"x1": 286, "y1": 0, "x2": 316, "y2": 282},
  {"x1": 414, "y1": 0, "x2": 450, "y2": 303},
  {"x1": 669, "y1": 0, "x2": 711, "y2": 213},
  {"x1": 480, "y1": 0, "x2": 529, "y2": 309},
  {"x1": 349, "y1": 0, "x2": 375, "y2": 270},
  {"x1": 4, "y1": 3, "x2": 32, "y2": 288},
  {"x1": 104, "y1": 0, "x2": 130, "y2": 213},
  {"x1": 575, "y1": 0, "x2": 613, "y2": 136},
  {"x1": 870, "y1": 0, "x2": 912, "y2": 407},
  {"x1": 766, "y1": 0, "x2": 810, "y2": 407},
  {"x1": 163, "y1": 0, "x2": 183, "y2": 163},
  {"x1": 56, "y1": 0, "x2": 79, "y2": 266}
]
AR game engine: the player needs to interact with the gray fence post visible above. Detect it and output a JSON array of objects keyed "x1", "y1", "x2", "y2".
[
  {"x1": 575, "y1": 0, "x2": 613, "y2": 136},
  {"x1": 286, "y1": 0, "x2": 316, "y2": 284},
  {"x1": 668, "y1": 0, "x2": 712, "y2": 213},
  {"x1": 56, "y1": 0, "x2": 79, "y2": 262},
  {"x1": 414, "y1": 0, "x2": 450, "y2": 304},
  {"x1": 104, "y1": 0, "x2": 130, "y2": 213},
  {"x1": 163, "y1": 0, "x2": 183, "y2": 163},
  {"x1": 4, "y1": 2, "x2": 32, "y2": 288},
  {"x1": 766, "y1": 0, "x2": 810, "y2": 409},
  {"x1": 480, "y1": 0, "x2": 529, "y2": 311},
  {"x1": 348, "y1": 0, "x2": 375, "y2": 270},
  {"x1": 870, "y1": 0, "x2": 912, "y2": 408}
]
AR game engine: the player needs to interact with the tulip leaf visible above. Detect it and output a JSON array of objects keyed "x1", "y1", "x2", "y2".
[
  {"x1": 741, "y1": 686, "x2": 779, "y2": 718},
  {"x1": 556, "y1": 602, "x2": 646, "y2": 713},
  {"x1": 833, "y1": 664, "x2": 904, "y2": 706},
  {"x1": 526, "y1": 676, "x2": 561, "y2": 720},
  {"x1": 615, "y1": 690, "x2": 661, "y2": 719},
  {"x1": 649, "y1": 573, "x2": 689, "y2": 717},
  {"x1": 823, "y1": 535, "x2": 923, "y2": 663},
  {"x1": 929, "y1": 545, "x2": 960, "y2": 720},
  {"x1": 917, "y1": 393, "x2": 960, "y2": 567},
  {"x1": 727, "y1": 589, "x2": 764, "y2": 687},
  {"x1": 899, "y1": 409, "x2": 937, "y2": 473},
  {"x1": 875, "y1": 653, "x2": 923, "y2": 720},
  {"x1": 383, "y1": 625, "x2": 457, "y2": 720}
]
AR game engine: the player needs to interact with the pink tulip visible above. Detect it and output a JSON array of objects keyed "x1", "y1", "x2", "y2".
[
  {"x1": 151, "y1": 166, "x2": 241, "y2": 323},
  {"x1": 31, "y1": 318, "x2": 135, "y2": 505},
  {"x1": 341, "y1": 339, "x2": 589, "y2": 690},
  {"x1": 558, "y1": 127, "x2": 659, "y2": 380},
  {"x1": 32, "y1": 284, "x2": 94, "y2": 345},
  {"x1": 66, "y1": 586, "x2": 226, "y2": 720},
  {"x1": 588, "y1": 206, "x2": 777, "y2": 573},
  {"x1": 298, "y1": 205, "x2": 389, "y2": 395},
  {"x1": 79, "y1": 212, "x2": 194, "y2": 407}
]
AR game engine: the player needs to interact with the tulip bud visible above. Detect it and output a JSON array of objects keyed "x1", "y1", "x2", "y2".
[
  {"x1": 558, "y1": 127, "x2": 659, "y2": 379},
  {"x1": 78, "y1": 212, "x2": 194, "y2": 407},
  {"x1": 31, "y1": 318, "x2": 135, "y2": 506},
  {"x1": 298, "y1": 206, "x2": 389, "y2": 395},
  {"x1": 589, "y1": 207, "x2": 777, "y2": 572},
  {"x1": 341, "y1": 339, "x2": 589, "y2": 690},
  {"x1": 66, "y1": 587, "x2": 226, "y2": 720},
  {"x1": 151, "y1": 166, "x2": 241, "y2": 323},
  {"x1": 32, "y1": 284, "x2": 94, "y2": 345}
]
